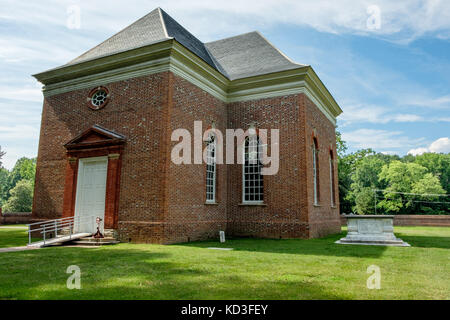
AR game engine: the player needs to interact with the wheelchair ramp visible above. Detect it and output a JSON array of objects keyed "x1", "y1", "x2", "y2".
[{"x1": 27, "y1": 233, "x2": 92, "y2": 248}]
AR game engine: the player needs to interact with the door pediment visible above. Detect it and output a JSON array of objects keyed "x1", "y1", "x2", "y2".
[{"x1": 64, "y1": 125, "x2": 126, "y2": 150}]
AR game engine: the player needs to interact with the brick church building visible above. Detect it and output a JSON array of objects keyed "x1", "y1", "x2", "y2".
[{"x1": 32, "y1": 8, "x2": 343, "y2": 244}]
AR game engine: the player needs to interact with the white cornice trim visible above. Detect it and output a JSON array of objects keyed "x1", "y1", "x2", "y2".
[
  {"x1": 42, "y1": 57, "x2": 171, "y2": 97},
  {"x1": 36, "y1": 40, "x2": 340, "y2": 125}
]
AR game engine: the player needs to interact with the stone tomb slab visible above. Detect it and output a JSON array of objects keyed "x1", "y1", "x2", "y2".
[{"x1": 336, "y1": 215, "x2": 410, "y2": 247}]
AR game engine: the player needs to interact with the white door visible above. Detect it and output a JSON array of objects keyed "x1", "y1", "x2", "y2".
[{"x1": 74, "y1": 157, "x2": 108, "y2": 233}]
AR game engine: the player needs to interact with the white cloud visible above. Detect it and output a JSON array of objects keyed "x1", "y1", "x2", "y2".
[
  {"x1": 430, "y1": 137, "x2": 450, "y2": 153},
  {"x1": 2, "y1": 1, "x2": 450, "y2": 42},
  {"x1": 407, "y1": 147, "x2": 430, "y2": 156},
  {"x1": 403, "y1": 94, "x2": 450, "y2": 109},
  {"x1": 342, "y1": 129, "x2": 426, "y2": 150},
  {"x1": 338, "y1": 103, "x2": 450, "y2": 126},
  {"x1": 0, "y1": 86, "x2": 42, "y2": 103},
  {"x1": 407, "y1": 137, "x2": 450, "y2": 155}
]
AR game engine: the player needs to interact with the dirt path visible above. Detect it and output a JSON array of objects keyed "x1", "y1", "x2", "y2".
[{"x1": 0, "y1": 246, "x2": 39, "y2": 253}]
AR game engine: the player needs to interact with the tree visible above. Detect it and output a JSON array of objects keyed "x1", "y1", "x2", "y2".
[
  {"x1": 410, "y1": 173, "x2": 446, "y2": 214},
  {"x1": 347, "y1": 156, "x2": 385, "y2": 214},
  {"x1": 2, "y1": 179, "x2": 34, "y2": 212},
  {"x1": 0, "y1": 146, "x2": 5, "y2": 168},
  {"x1": 354, "y1": 187, "x2": 376, "y2": 215},
  {"x1": 378, "y1": 161, "x2": 445, "y2": 214},
  {"x1": 335, "y1": 130, "x2": 347, "y2": 158},
  {"x1": 338, "y1": 147, "x2": 375, "y2": 213},
  {"x1": 0, "y1": 168, "x2": 8, "y2": 207},
  {"x1": 414, "y1": 153, "x2": 450, "y2": 194}
]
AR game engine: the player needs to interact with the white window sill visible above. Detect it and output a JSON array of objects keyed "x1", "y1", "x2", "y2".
[
  {"x1": 205, "y1": 202, "x2": 219, "y2": 205},
  {"x1": 239, "y1": 202, "x2": 267, "y2": 206}
]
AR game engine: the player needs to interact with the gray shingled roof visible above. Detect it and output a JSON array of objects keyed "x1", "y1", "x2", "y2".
[
  {"x1": 66, "y1": 8, "x2": 305, "y2": 80},
  {"x1": 205, "y1": 32, "x2": 305, "y2": 80},
  {"x1": 67, "y1": 8, "x2": 216, "y2": 70},
  {"x1": 67, "y1": 8, "x2": 168, "y2": 65}
]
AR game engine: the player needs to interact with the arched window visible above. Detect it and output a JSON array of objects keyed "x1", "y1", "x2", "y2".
[
  {"x1": 243, "y1": 135, "x2": 264, "y2": 203},
  {"x1": 313, "y1": 138, "x2": 320, "y2": 205},
  {"x1": 329, "y1": 150, "x2": 336, "y2": 207},
  {"x1": 206, "y1": 133, "x2": 216, "y2": 202}
]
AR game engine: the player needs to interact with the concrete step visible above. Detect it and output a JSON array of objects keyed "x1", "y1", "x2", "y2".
[{"x1": 68, "y1": 237, "x2": 120, "y2": 246}]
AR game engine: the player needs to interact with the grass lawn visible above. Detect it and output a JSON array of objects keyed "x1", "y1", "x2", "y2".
[
  {"x1": 0, "y1": 225, "x2": 28, "y2": 248},
  {"x1": 0, "y1": 225, "x2": 448, "y2": 299}
]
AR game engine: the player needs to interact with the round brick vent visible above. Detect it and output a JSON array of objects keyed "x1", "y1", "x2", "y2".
[{"x1": 87, "y1": 87, "x2": 110, "y2": 110}]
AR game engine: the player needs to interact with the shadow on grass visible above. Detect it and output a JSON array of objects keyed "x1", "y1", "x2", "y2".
[
  {"x1": 0, "y1": 246, "x2": 346, "y2": 299},
  {"x1": 395, "y1": 234, "x2": 450, "y2": 249},
  {"x1": 180, "y1": 232, "x2": 389, "y2": 258}
]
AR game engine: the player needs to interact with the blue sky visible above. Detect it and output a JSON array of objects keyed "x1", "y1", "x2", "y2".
[{"x1": 0, "y1": 0, "x2": 449, "y2": 169}]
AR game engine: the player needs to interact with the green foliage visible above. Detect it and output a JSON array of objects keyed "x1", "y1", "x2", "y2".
[
  {"x1": 0, "y1": 146, "x2": 5, "y2": 168},
  {"x1": 414, "y1": 153, "x2": 450, "y2": 194},
  {"x1": 336, "y1": 132, "x2": 449, "y2": 215},
  {"x1": 0, "y1": 168, "x2": 8, "y2": 207},
  {"x1": 347, "y1": 156, "x2": 385, "y2": 214},
  {"x1": 2, "y1": 179, "x2": 34, "y2": 213},
  {"x1": 337, "y1": 144, "x2": 375, "y2": 213},
  {"x1": 377, "y1": 161, "x2": 445, "y2": 214},
  {"x1": 6, "y1": 157, "x2": 36, "y2": 195},
  {"x1": 0, "y1": 157, "x2": 36, "y2": 209},
  {"x1": 335, "y1": 130, "x2": 347, "y2": 158},
  {"x1": 353, "y1": 187, "x2": 376, "y2": 215}
]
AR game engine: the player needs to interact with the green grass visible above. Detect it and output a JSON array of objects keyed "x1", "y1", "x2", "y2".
[
  {"x1": 0, "y1": 225, "x2": 28, "y2": 248},
  {"x1": 0, "y1": 226, "x2": 448, "y2": 299}
]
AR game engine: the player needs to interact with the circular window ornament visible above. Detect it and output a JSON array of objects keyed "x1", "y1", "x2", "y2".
[{"x1": 87, "y1": 87, "x2": 110, "y2": 110}]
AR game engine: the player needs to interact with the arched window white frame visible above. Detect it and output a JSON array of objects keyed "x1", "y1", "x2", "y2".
[
  {"x1": 206, "y1": 133, "x2": 216, "y2": 202},
  {"x1": 313, "y1": 138, "x2": 320, "y2": 205},
  {"x1": 242, "y1": 135, "x2": 264, "y2": 203},
  {"x1": 330, "y1": 150, "x2": 336, "y2": 207}
]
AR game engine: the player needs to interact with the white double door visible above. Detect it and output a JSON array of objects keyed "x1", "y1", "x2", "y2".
[{"x1": 74, "y1": 157, "x2": 108, "y2": 233}]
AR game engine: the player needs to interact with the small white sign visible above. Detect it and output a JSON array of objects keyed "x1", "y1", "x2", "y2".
[{"x1": 219, "y1": 230, "x2": 225, "y2": 243}]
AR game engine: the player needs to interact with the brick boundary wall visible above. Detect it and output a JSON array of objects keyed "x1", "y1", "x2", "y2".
[
  {"x1": 0, "y1": 209, "x2": 32, "y2": 225},
  {"x1": 340, "y1": 215, "x2": 450, "y2": 227}
]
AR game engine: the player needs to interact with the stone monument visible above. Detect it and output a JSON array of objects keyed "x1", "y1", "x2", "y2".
[{"x1": 336, "y1": 215, "x2": 410, "y2": 246}]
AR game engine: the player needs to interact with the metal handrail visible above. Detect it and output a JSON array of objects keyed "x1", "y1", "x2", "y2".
[
  {"x1": 27, "y1": 215, "x2": 98, "y2": 246},
  {"x1": 29, "y1": 215, "x2": 96, "y2": 232},
  {"x1": 27, "y1": 216, "x2": 75, "y2": 226}
]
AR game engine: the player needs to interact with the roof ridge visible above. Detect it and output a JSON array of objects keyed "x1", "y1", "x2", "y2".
[
  {"x1": 67, "y1": 8, "x2": 168, "y2": 65},
  {"x1": 157, "y1": 7, "x2": 169, "y2": 38}
]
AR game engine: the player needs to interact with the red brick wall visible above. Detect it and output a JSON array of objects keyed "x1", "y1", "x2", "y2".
[
  {"x1": 226, "y1": 94, "x2": 309, "y2": 239},
  {"x1": 33, "y1": 72, "x2": 171, "y2": 243},
  {"x1": 226, "y1": 93, "x2": 340, "y2": 239},
  {"x1": 341, "y1": 215, "x2": 450, "y2": 227},
  {"x1": 164, "y1": 74, "x2": 228, "y2": 243},
  {"x1": 303, "y1": 95, "x2": 341, "y2": 237},
  {"x1": 0, "y1": 212, "x2": 32, "y2": 225},
  {"x1": 33, "y1": 70, "x2": 341, "y2": 243}
]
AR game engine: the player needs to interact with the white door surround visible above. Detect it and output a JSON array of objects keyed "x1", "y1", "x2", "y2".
[{"x1": 74, "y1": 156, "x2": 108, "y2": 233}]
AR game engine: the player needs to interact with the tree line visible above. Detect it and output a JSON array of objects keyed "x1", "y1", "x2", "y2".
[
  {"x1": 337, "y1": 131, "x2": 449, "y2": 215},
  {"x1": 0, "y1": 147, "x2": 36, "y2": 213}
]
